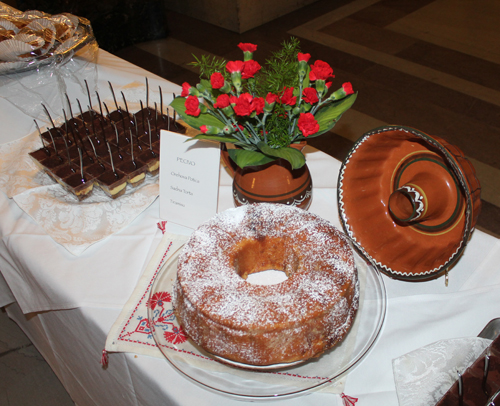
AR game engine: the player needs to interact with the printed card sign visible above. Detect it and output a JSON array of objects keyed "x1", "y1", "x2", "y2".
[{"x1": 159, "y1": 130, "x2": 220, "y2": 229}]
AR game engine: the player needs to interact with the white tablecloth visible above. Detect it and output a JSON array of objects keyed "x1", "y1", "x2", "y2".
[{"x1": 1, "y1": 49, "x2": 499, "y2": 406}]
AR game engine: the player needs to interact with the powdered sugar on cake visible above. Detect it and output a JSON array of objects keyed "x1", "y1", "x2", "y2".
[{"x1": 172, "y1": 203, "x2": 359, "y2": 365}]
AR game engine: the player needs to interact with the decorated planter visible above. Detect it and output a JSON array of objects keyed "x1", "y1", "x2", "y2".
[{"x1": 221, "y1": 142, "x2": 312, "y2": 209}]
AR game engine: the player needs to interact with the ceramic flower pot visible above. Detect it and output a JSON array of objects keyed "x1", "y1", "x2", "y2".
[{"x1": 221, "y1": 143, "x2": 312, "y2": 210}]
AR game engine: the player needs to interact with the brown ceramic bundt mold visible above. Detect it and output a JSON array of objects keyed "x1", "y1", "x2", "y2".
[{"x1": 338, "y1": 126, "x2": 481, "y2": 281}]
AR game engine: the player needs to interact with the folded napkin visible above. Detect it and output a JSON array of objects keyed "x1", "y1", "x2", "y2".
[
  {"x1": 0, "y1": 83, "x2": 175, "y2": 255},
  {"x1": 393, "y1": 337, "x2": 492, "y2": 406},
  {"x1": 106, "y1": 231, "x2": 188, "y2": 357},
  {"x1": 104, "y1": 231, "x2": 371, "y2": 396}
]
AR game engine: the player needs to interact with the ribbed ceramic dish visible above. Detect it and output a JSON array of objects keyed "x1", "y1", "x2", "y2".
[{"x1": 338, "y1": 125, "x2": 481, "y2": 281}]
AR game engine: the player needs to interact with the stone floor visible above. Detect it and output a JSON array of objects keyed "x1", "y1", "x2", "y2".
[
  {"x1": 2, "y1": 0, "x2": 500, "y2": 404},
  {"x1": 0, "y1": 308, "x2": 73, "y2": 405}
]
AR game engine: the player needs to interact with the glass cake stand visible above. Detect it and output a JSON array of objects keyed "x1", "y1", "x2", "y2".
[{"x1": 148, "y1": 241, "x2": 387, "y2": 400}]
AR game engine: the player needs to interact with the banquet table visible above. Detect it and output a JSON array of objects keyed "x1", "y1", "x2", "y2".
[{"x1": 1, "y1": 49, "x2": 500, "y2": 406}]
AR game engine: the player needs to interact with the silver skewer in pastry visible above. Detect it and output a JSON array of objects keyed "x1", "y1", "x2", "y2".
[
  {"x1": 484, "y1": 353, "x2": 491, "y2": 396},
  {"x1": 78, "y1": 147, "x2": 85, "y2": 181},
  {"x1": 64, "y1": 94, "x2": 75, "y2": 121},
  {"x1": 41, "y1": 103, "x2": 57, "y2": 129},
  {"x1": 457, "y1": 370, "x2": 463, "y2": 406},
  {"x1": 159, "y1": 85, "x2": 163, "y2": 116},
  {"x1": 109, "y1": 81, "x2": 119, "y2": 110},
  {"x1": 84, "y1": 80, "x2": 93, "y2": 113},
  {"x1": 95, "y1": 91, "x2": 104, "y2": 118},
  {"x1": 34, "y1": 120, "x2": 50, "y2": 154},
  {"x1": 486, "y1": 387, "x2": 500, "y2": 406},
  {"x1": 106, "y1": 141, "x2": 117, "y2": 177}
]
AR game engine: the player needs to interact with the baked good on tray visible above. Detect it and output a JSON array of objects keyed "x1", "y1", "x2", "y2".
[
  {"x1": 172, "y1": 203, "x2": 360, "y2": 366},
  {"x1": 29, "y1": 103, "x2": 185, "y2": 200}
]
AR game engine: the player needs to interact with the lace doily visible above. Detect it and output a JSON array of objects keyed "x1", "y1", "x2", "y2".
[
  {"x1": 0, "y1": 127, "x2": 159, "y2": 256},
  {"x1": 393, "y1": 337, "x2": 492, "y2": 406}
]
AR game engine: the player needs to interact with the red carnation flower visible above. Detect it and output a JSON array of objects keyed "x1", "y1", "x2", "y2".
[
  {"x1": 280, "y1": 87, "x2": 296, "y2": 106},
  {"x1": 297, "y1": 112, "x2": 319, "y2": 137},
  {"x1": 233, "y1": 93, "x2": 254, "y2": 116},
  {"x1": 252, "y1": 97, "x2": 265, "y2": 115},
  {"x1": 309, "y1": 60, "x2": 334, "y2": 81},
  {"x1": 200, "y1": 125, "x2": 208, "y2": 134},
  {"x1": 210, "y1": 72, "x2": 225, "y2": 89},
  {"x1": 238, "y1": 43, "x2": 257, "y2": 53},
  {"x1": 266, "y1": 93, "x2": 279, "y2": 104},
  {"x1": 185, "y1": 95, "x2": 200, "y2": 117},
  {"x1": 343, "y1": 82, "x2": 354, "y2": 95},
  {"x1": 242, "y1": 60, "x2": 261, "y2": 79},
  {"x1": 226, "y1": 60, "x2": 245, "y2": 73},
  {"x1": 214, "y1": 94, "x2": 230, "y2": 109},
  {"x1": 302, "y1": 87, "x2": 319, "y2": 104},
  {"x1": 229, "y1": 95, "x2": 238, "y2": 104},
  {"x1": 180, "y1": 82, "x2": 191, "y2": 97},
  {"x1": 297, "y1": 52, "x2": 311, "y2": 62}
]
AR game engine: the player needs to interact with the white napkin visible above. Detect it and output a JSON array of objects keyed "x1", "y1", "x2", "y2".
[{"x1": 393, "y1": 337, "x2": 492, "y2": 406}]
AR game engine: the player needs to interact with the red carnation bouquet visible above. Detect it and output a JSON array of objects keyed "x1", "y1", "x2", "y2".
[{"x1": 170, "y1": 38, "x2": 357, "y2": 169}]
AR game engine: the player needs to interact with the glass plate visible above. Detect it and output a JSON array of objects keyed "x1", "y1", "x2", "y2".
[{"x1": 148, "y1": 242, "x2": 387, "y2": 400}]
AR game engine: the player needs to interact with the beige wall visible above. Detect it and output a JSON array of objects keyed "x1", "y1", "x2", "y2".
[{"x1": 165, "y1": 0, "x2": 319, "y2": 33}]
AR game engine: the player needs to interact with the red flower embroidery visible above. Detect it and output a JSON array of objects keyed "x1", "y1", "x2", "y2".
[
  {"x1": 252, "y1": 97, "x2": 265, "y2": 115},
  {"x1": 238, "y1": 43, "x2": 257, "y2": 53},
  {"x1": 242, "y1": 60, "x2": 261, "y2": 79},
  {"x1": 297, "y1": 52, "x2": 311, "y2": 62},
  {"x1": 180, "y1": 82, "x2": 191, "y2": 97},
  {"x1": 297, "y1": 112, "x2": 319, "y2": 137},
  {"x1": 226, "y1": 60, "x2": 245, "y2": 74},
  {"x1": 214, "y1": 94, "x2": 230, "y2": 109},
  {"x1": 233, "y1": 93, "x2": 254, "y2": 116},
  {"x1": 147, "y1": 291, "x2": 171, "y2": 310},
  {"x1": 309, "y1": 60, "x2": 334, "y2": 81},
  {"x1": 343, "y1": 82, "x2": 354, "y2": 95},
  {"x1": 302, "y1": 87, "x2": 319, "y2": 104},
  {"x1": 266, "y1": 93, "x2": 279, "y2": 105},
  {"x1": 210, "y1": 72, "x2": 224, "y2": 89},
  {"x1": 185, "y1": 95, "x2": 200, "y2": 116},
  {"x1": 280, "y1": 87, "x2": 296, "y2": 106},
  {"x1": 164, "y1": 325, "x2": 188, "y2": 344}
]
